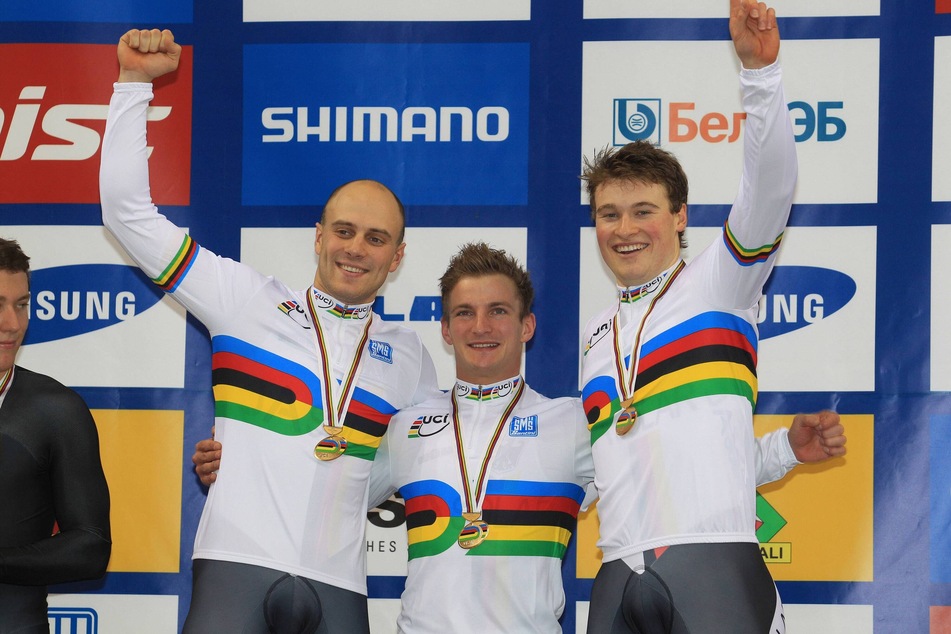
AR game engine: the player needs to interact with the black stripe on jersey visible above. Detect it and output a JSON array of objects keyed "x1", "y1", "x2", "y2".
[
  {"x1": 406, "y1": 509, "x2": 437, "y2": 530},
  {"x1": 483, "y1": 509, "x2": 578, "y2": 532},
  {"x1": 635, "y1": 343, "x2": 756, "y2": 389},
  {"x1": 212, "y1": 367, "x2": 295, "y2": 404}
]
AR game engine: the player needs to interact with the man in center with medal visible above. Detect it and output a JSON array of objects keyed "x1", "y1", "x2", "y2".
[
  {"x1": 100, "y1": 29, "x2": 440, "y2": 632},
  {"x1": 367, "y1": 242, "x2": 595, "y2": 633}
]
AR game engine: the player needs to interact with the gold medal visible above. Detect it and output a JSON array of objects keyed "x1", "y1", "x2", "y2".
[
  {"x1": 314, "y1": 426, "x2": 347, "y2": 461},
  {"x1": 458, "y1": 513, "x2": 489, "y2": 550},
  {"x1": 615, "y1": 397, "x2": 638, "y2": 436}
]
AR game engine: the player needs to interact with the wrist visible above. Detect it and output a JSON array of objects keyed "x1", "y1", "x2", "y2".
[{"x1": 117, "y1": 69, "x2": 154, "y2": 83}]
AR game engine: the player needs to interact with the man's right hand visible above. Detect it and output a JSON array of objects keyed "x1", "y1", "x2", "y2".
[
  {"x1": 117, "y1": 28, "x2": 182, "y2": 83},
  {"x1": 192, "y1": 430, "x2": 221, "y2": 487}
]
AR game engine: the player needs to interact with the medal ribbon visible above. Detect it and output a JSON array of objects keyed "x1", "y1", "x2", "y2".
[
  {"x1": 0, "y1": 367, "x2": 14, "y2": 402},
  {"x1": 307, "y1": 288, "x2": 373, "y2": 431},
  {"x1": 451, "y1": 378, "x2": 526, "y2": 518},
  {"x1": 613, "y1": 260, "x2": 686, "y2": 408}
]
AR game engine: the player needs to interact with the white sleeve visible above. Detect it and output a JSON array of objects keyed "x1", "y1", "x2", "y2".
[
  {"x1": 367, "y1": 432, "x2": 397, "y2": 510},
  {"x1": 99, "y1": 83, "x2": 269, "y2": 331},
  {"x1": 411, "y1": 343, "x2": 443, "y2": 405},
  {"x1": 704, "y1": 61, "x2": 799, "y2": 310},
  {"x1": 572, "y1": 399, "x2": 598, "y2": 511},
  {"x1": 754, "y1": 427, "x2": 800, "y2": 486}
]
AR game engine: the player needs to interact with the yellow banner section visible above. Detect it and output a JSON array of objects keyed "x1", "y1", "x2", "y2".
[
  {"x1": 756, "y1": 414, "x2": 873, "y2": 581},
  {"x1": 576, "y1": 502, "x2": 603, "y2": 580},
  {"x1": 576, "y1": 414, "x2": 873, "y2": 582},
  {"x1": 93, "y1": 409, "x2": 184, "y2": 573}
]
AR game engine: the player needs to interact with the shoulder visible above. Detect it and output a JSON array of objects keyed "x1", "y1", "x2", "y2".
[
  {"x1": 367, "y1": 317, "x2": 431, "y2": 367},
  {"x1": 582, "y1": 302, "x2": 617, "y2": 337},
  {"x1": 8, "y1": 367, "x2": 96, "y2": 431},
  {"x1": 581, "y1": 304, "x2": 618, "y2": 355},
  {"x1": 12, "y1": 366, "x2": 84, "y2": 403},
  {"x1": 521, "y1": 389, "x2": 584, "y2": 419},
  {"x1": 368, "y1": 316, "x2": 425, "y2": 348},
  {"x1": 393, "y1": 391, "x2": 449, "y2": 420}
]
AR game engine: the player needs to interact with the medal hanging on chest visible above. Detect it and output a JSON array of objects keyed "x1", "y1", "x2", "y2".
[
  {"x1": 614, "y1": 396, "x2": 638, "y2": 435},
  {"x1": 612, "y1": 261, "x2": 685, "y2": 436},
  {"x1": 451, "y1": 380, "x2": 525, "y2": 550},
  {"x1": 458, "y1": 512, "x2": 490, "y2": 550},
  {"x1": 314, "y1": 424, "x2": 348, "y2": 461},
  {"x1": 307, "y1": 289, "x2": 372, "y2": 461}
]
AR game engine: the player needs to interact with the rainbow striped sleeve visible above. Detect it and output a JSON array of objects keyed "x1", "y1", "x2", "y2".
[
  {"x1": 722, "y1": 220, "x2": 783, "y2": 266},
  {"x1": 152, "y1": 234, "x2": 199, "y2": 292}
]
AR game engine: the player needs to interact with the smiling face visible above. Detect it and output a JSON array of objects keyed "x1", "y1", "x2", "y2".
[
  {"x1": 593, "y1": 179, "x2": 687, "y2": 288},
  {"x1": 313, "y1": 180, "x2": 406, "y2": 305},
  {"x1": 0, "y1": 269, "x2": 30, "y2": 374},
  {"x1": 441, "y1": 274, "x2": 536, "y2": 385}
]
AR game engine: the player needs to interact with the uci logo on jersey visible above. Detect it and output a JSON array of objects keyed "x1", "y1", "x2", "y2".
[
  {"x1": 584, "y1": 320, "x2": 612, "y2": 356},
  {"x1": 277, "y1": 299, "x2": 311, "y2": 329},
  {"x1": 408, "y1": 413, "x2": 451, "y2": 438}
]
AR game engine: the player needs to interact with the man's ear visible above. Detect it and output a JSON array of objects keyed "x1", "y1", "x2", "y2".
[
  {"x1": 441, "y1": 317, "x2": 452, "y2": 347},
  {"x1": 520, "y1": 313, "x2": 537, "y2": 344},
  {"x1": 314, "y1": 222, "x2": 324, "y2": 256},
  {"x1": 389, "y1": 242, "x2": 406, "y2": 273}
]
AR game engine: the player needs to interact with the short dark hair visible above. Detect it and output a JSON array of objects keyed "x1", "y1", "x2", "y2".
[
  {"x1": 322, "y1": 179, "x2": 406, "y2": 243},
  {"x1": 439, "y1": 242, "x2": 534, "y2": 319},
  {"x1": 0, "y1": 237, "x2": 31, "y2": 286},
  {"x1": 581, "y1": 141, "x2": 689, "y2": 248}
]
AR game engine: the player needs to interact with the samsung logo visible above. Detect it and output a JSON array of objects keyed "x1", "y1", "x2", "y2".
[
  {"x1": 261, "y1": 105, "x2": 510, "y2": 143},
  {"x1": 758, "y1": 266, "x2": 856, "y2": 340},
  {"x1": 24, "y1": 264, "x2": 165, "y2": 344}
]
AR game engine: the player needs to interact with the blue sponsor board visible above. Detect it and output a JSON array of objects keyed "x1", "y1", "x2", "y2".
[
  {"x1": 758, "y1": 265, "x2": 856, "y2": 340},
  {"x1": 242, "y1": 43, "x2": 529, "y2": 207},
  {"x1": 24, "y1": 264, "x2": 165, "y2": 344},
  {"x1": 0, "y1": 0, "x2": 191, "y2": 23},
  {"x1": 931, "y1": 415, "x2": 951, "y2": 583}
]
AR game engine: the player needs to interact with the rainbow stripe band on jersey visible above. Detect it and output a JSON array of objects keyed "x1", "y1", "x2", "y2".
[
  {"x1": 152, "y1": 234, "x2": 199, "y2": 293},
  {"x1": 586, "y1": 311, "x2": 758, "y2": 445},
  {"x1": 722, "y1": 220, "x2": 783, "y2": 266}
]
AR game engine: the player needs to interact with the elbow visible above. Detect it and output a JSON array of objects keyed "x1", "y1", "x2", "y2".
[
  {"x1": 74, "y1": 530, "x2": 113, "y2": 581},
  {"x1": 89, "y1": 539, "x2": 112, "y2": 580},
  {"x1": 93, "y1": 540, "x2": 112, "y2": 579}
]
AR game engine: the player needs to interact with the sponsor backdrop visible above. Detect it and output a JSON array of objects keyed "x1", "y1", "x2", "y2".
[{"x1": 1, "y1": 1, "x2": 949, "y2": 632}]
